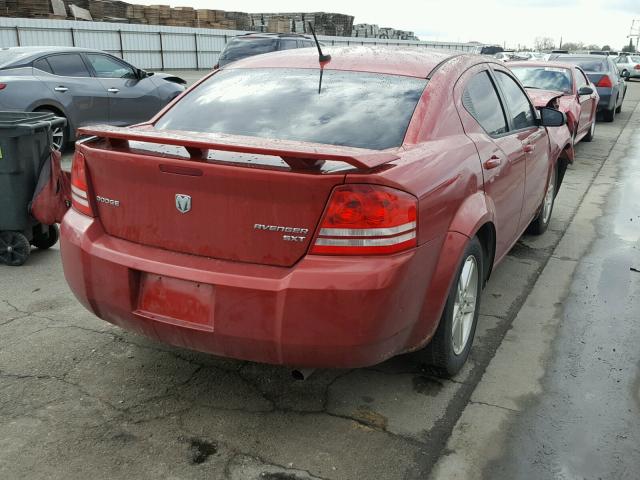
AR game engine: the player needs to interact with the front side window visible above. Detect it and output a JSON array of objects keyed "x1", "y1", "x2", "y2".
[
  {"x1": 46, "y1": 54, "x2": 90, "y2": 77},
  {"x1": 155, "y1": 68, "x2": 427, "y2": 150},
  {"x1": 462, "y1": 71, "x2": 508, "y2": 136},
  {"x1": 494, "y1": 71, "x2": 536, "y2": 130},
  {"x1": 86, "y1": 54, "x2": 136, "y2": 79},
  {"x1": 575, "y1": 69, "x2": 589, "y2": 88},
  {"x1": 510, "y1": 66, "x2": 573, "y2": 94}
]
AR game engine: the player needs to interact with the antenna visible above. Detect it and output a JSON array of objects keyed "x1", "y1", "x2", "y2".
[{"x1": 307, "y1": 22, "x2": 331, "y2": 63}]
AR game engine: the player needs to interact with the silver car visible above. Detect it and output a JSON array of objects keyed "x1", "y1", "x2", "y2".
[
  {"x1": 0, "y1": 47, "x2": 186, "y2": 150},
  {"x1": 614, "y1": 54, "x2": 640, "y2": 79}
]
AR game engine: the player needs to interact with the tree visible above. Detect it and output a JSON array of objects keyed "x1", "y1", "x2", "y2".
[
  {"x1": 561, "y1": 41, "x2": 584, "y2": 52},
  {"x1": 602, "y1": 45, "x2": 612, "y2": 51},
  {"x1": 534, "y1": 36, "x2": 555, "y2": 51},
  {"x1": 622, "y1": 39, "x2": 637, "y2": 53},
  {"x1": 585, "y1": 44, "x2": 600, "y2": 51}
]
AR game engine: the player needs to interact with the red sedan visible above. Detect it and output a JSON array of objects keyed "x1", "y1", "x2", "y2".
[
  {"x1": 509, "y1": 61, "x2": 599, "y2": 144},
  {"x1": 61, "y1": 47, "x2": 572, "y2": 376}
]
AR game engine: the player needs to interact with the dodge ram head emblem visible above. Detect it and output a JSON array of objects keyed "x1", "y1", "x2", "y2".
[{"x1": 175, "y1": 194, "x2": 192, "y2": 213}]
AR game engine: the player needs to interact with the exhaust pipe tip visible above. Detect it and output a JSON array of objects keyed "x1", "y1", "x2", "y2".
[{"x1": 291, "y1": 368, "x2": 316, "y2": 381}]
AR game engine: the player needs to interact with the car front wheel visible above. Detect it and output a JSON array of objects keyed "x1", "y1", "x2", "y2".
[
  {"x1": 416, "y1": 237, "x2": 484, "y2": 377},
  {"x1": 528, "y1": 166, "x2": 557, "y2": 235}
]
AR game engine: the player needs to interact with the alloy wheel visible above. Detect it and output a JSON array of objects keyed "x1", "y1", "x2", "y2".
[
  {"x1": 541, "y1": 168, "x2": 556, "y2": 225},
  {"x1": 452, "y1": 255, "x2": 479, "y2": 355},
  {"x1": 51, "y1": 125, "x2": 64, "y2": 151}
]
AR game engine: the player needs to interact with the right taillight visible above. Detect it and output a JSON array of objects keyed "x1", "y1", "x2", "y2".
[
  {"x1": 310, "y1": 184, "x2": 417, "y2": 255},
  {"x1": 70, "y1": 151, "x2": 95, "y2": 217},
  {"x1": 596, "y1": 76, "x2": 613, "y2": 88},
  {"x1": 635, "y1": 64, "x2": 640, "y2": 70}
]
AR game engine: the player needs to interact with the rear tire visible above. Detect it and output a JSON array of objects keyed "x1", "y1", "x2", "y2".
[
  {"x1": 414, "y1": 237, "x2": 484, "y2": 378},
  {"x1": 603, "y1": 100, "x2": 617, "y2": 122},
  {"x1": 0, "y1": 231, "x2": 31, "y2": 266},
  {"x1": 31, "y1": 224, "x2": 59, "y2": 250},
  {"x1": 34, "y1": 108, "x2": 68, "y2": 151},
  {"x1": 528, "y1": 166, "x2": 557, "y2": 235}
]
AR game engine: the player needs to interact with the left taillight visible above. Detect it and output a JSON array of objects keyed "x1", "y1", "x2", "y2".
[
  {"x1": 635, "y1": 64, "x2": 640, "y2": 70},
  {"x1": 0, "y1": 83, "x2": 6, "y2": 90},
  {"x1": 70, "y1": 151, "x2": 95, "y2": 217},
  {"x1": 310, "y1": 184, "x2": 417, "y2": 255}
]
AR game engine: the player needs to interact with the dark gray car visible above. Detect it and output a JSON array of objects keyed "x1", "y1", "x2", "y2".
[
  {"x1": 551, "y1": 54, "x2": 626, "y2": 122},
  {"x1": 0, "y1": 47, "x2": 186, "y2": 149},
  {"x1": 217, "y1": 33, "x2": 316, "y2": 68}
]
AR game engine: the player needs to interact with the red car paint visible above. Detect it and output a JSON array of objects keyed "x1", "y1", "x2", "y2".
[
  {"x1": 510, "y1": 61, "x2": 599, "y2": 144},
  {"x1": 60, "y1": 47, "x2": 573, "y2": 368}
]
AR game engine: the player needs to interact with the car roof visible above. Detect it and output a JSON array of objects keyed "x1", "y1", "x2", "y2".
[
  {"x1": 224, "y1": 46, "x2": 459, "y2": 78},
  {"x1": 0, "y1": 46, "x2": 117, "y2": 68}
]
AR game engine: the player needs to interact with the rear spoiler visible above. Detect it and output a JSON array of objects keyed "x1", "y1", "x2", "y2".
[{"x1": 76, "y1": 125, "x2": 400, "y2": 171}]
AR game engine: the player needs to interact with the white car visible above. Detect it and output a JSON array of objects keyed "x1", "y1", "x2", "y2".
[{"x1": 614, "y1": 54, "x2": 640, "y2": 79}]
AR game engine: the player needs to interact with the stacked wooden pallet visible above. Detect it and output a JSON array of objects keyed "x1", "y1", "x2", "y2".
[
  {"x1": 89, "y1": 0, "x2": 127, "y2": 20},
  {"x1": 266, "y1": 16, "x2": 291, "y2": 34}
]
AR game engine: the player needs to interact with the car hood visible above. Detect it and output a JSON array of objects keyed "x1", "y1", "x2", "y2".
[
  {"x1": 149, "y1": 72, "x2": 187, "y2": 85},
  {"x1": 525, "y1": 88, "x2": 565, "y2": 108}
]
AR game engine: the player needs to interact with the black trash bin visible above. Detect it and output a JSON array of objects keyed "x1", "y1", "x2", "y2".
[{"x1": 0, "y1": 111, "x2": 67, "y2": 266}]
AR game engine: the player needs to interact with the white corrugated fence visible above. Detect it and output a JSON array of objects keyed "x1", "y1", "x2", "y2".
[{"x1": 0, "y1": 17, "x2": 479, "y2": 70}]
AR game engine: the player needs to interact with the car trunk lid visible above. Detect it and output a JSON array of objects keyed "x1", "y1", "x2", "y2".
[{"x1": 77, "y1": 125, "x2": 399, "y2": 267}]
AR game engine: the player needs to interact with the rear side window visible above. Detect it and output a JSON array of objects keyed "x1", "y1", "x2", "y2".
[
  {"x1": 494, "y1": 71, "x2": 536, "y2": 130},
  {"x1": 462, "y1": 72, "x2": 508, "y2": 136},
  {"x1": 33, "y1": 57, "x2": 52, "y2": 73},
  {"x1": 279, "y1": 39, "x2": 298, "y2": 50},
  {"x1": 155, "y1": 68, "x2": 427, "y2": 150},
  {"x1": 46, "y1": 54, "x2": 90, "y2": 77}
]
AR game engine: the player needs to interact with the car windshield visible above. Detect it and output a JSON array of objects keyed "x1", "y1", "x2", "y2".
[
  {"x1": 155, "y1": 68, "x2": 427, "y2": 150},
  {"x1": 218, "y1": 38, "x2": 278, "y2": 65},
  {"x1": 511, "y1": 66, "x2": 573, "y2": 94},
  {"x1": 557, "y1": 57, "x2": 607, "y2": 73}
]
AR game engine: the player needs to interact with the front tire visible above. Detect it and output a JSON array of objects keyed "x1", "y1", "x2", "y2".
[
  {"x1": 583, "y1": 119, "x2": 595, "y2": 142},
  {"x1": 416, "y1": 237, "x2": 484, "y2": 378},
  {"x1": 528, "y1": 166, "x2": 557, "y2": 235}
]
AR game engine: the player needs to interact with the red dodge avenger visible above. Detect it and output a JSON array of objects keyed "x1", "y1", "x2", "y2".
[{"x1": 61, "y1": 46, "x2": 573, "y2": 377}]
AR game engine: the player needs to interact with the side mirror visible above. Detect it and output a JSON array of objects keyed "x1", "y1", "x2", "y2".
[
  {"x1": 621, "y1": 70, "x2": 630, "y2": 79},
  {"x1": 539, "y1": 107, "x2": 566, "y2": 127},
  {"x1": 578, "y1": 86, "x2": 594, "y2": 96}
]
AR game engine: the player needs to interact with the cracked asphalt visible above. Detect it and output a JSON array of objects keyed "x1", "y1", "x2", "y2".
[{"x1": 2, "y1": 78, "x2": 639, "y2": 480}]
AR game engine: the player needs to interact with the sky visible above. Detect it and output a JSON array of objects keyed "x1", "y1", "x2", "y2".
[{"x1": 127, "y1": 0, "x2": 640, "y2": 50}]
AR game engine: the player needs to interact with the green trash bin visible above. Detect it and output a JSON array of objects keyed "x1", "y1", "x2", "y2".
[{"x1": 0, "y1": 111, "x2": 67, "y2": 266}]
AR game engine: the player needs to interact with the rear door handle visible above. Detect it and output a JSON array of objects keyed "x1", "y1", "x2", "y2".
[
  {"x1": 483, "y1": 155, "x2": 501, "y2": 170},
  {"x1": 107, "y1": 88, "x2": 120, "y2": 93},
  {"x1": 54, "y1": 86, "x2": 68, "y2": 92},
  {"x1": 523, "y1": 144, "x2": 535, "y2": 153}
]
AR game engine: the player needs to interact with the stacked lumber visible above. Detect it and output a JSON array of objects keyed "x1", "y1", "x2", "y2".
[
  {"x1": 164, "y1": 6, "x2": 195, "y2": 26},
  {"x1": 125, "y1": 3, "x2": 145, "y2": 22},
  {"x1": 89, "y1": 0, "x2": 127, "y2": 20},
  {"x1": 266, "y1": 16, "x2": 291, "y2": 34},
  {"x1": 10, "y1": 0, "x2": 50, "y2": 17}
]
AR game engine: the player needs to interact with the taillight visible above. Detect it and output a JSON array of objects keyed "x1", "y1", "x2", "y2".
[
  {"x1": 310, "y1": 184, "x2": 417, "y2": 255},
  {"x1": 635, "y1": 64, "x2": 640, "y2": 70},
  {"x1": 0, "y1": 83, "x2": 6, "y2": 90},
  {"x1": 596, "y1": 76, "x2": 613, "y2": 88},
  {"x1": 70, "y1": 151, "x2": 95, "y2": 217}
]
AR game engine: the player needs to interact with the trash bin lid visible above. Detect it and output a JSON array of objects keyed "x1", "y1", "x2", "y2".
[{"x1": 0, "y1": 111, "x2": 65, "y2": 137}]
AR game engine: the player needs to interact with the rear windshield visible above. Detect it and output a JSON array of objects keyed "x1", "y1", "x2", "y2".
[
  {"x1": 155, "y1": 68, "x2": 427, "y2": 150},
  {"x1": 556, "y1": 57, "x2": 608, "y2": 72},
  {"x1": 630, "y1": 56, "x2": 640, "y2": 62},
  {"x1": 511, "y1": 66, "x2": 573, "y2": 94},
  {"x1": 218, "y1": 38, "x2": 278, "y2": 65}
]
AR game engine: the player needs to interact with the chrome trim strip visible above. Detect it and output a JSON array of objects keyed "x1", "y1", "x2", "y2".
[
  {"x1": 71, "y1": 185, "x2": 87, "y2": 199},
  {"x1": 319, "y1": 221, "x2": 416, "y2": 237},
  {"x1": 314, "y1": 231, "x2": 416, "y2": 247},
  {"x1": 71, "y1": 192, "x2": 89, "y2": 207}
]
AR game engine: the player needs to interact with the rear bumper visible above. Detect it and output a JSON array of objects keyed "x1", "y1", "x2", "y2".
[
  {"x1": 596, "y1": 88, "x2": 613, "y2": 111},
  {"x1": 60, "y1": 209, "x2": 441, "y2": 368}
]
